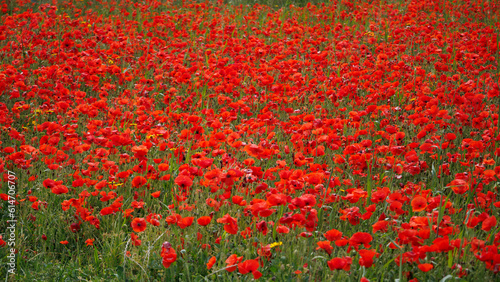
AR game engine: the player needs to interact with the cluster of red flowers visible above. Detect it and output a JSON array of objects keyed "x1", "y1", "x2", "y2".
[{"x1": 1, "y1": 0, "x2": 499, "y2": 279}]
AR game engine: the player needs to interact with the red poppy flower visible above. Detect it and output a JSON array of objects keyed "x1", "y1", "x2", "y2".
[
  {"x1": 225, "y1": 254, "x2": 243, "y2": 272},
  {"x1": 358, "y1": 249, "x2": 378, "y2": 268},
  {"x1": 166, "y1": 214, "x2": 182, "y2": 225},
  {"x1": 316, "y1": 241, "x2": 333, "y2": 255},
  {"x1": 482, "y1": 216, "x2": 497, "y2": 232},
  {"x1": 267, "y1": 193, "x2": 287, "y2": 206},
  {"x1": 306, "y1": 173, "x2": 324, "y2": 185},
  {"x1": 217, "y1": 214, "x2": 238, "y2": 234},
  {"x1": 232, "y1": 195, "x2": 243, "y2": 205},
  {"x1": 431, "y1": 236, "x2": 453, "y2": 252},
  {"x1": 411, "y1": 196, "x2": 427, "y2": 212},
  {"x1": 43, "y1": 179, "x2": 57, "y2": 189},
  {"x1": 244, "y1": 144, "x2": 263, "y2": 158},
  {"x1": 324, "y1": 229, "x2": 343, "y2": 241},
  {"x1": 146, "y1": 214, "x2": 161, "y2": 227},
  {"x1": 238, "y1": 259, "x2": 259, "y2": 274},
  {"x1": 177, "y1": 217, "x2": 194, "y2": 229},
  {"x1": 131, "y1": 176, "x2": 147, "y2": 188},
  {"x1": 131, "y1": 145, "x2": 148, "y2": 159},
  {"x1": 197, "y1": 157, "x2": 214, "y2": 169},
  {"x1": 131, "y1": 218, "x2": 147, "y2": 233},
  {"x1": 51, "y1": 185, "x2": 69, "y2": 195},
  {"x1": 161, "y1": 241, "x2": 177, "y2": 269},
  {"x1": 197, "y1": 216, "x2": 212, "y2": 226},
  {"x1": 100, "y1": 207, "x2": 115, "y2": 216},
  {"x1": 131, "y1": 233, "x2": 141, "y2": 246},
  {"x1": 158, "y1": 163, "x2": 169, "y2": 171},
  {"x1": 349, "y1": 232, "x2": 373, "y2": 250},
  {"x1": 174, "y1": 175, "x2": 193, "y2": 189},
  {"x1": 372, "y1": 220, "x2": 389, "y2": 233},
  {"x1": 207, "y1": 256, "x2": 216, "y2": 269},
  {"x1": 238, "y1": 259, "x2": 262, "y2": 279},
  {"x1": 447, "y1": 179, "x2": 469, "y2": 194},
  {"x1": 61, "y1": 38, "x2": 74, "y2": 49},
  {"x1": 276, "y1": 225, "x2": 290, "y2": 234},
  {"x1": 327, "y1": 257, "x2": 352, "y2": 271},
  {"x1": 418, "y1": 263, "x2": 434, "y2": 272},
  {"x1": 444, "y1": 133, "x2": 456, "y2": 141}
]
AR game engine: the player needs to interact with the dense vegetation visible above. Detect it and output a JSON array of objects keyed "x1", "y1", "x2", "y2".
[{"x1": 1, "y1": 0, "x2": 499, "y2": 280}]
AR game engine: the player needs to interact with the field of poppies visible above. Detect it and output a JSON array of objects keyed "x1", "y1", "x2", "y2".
[{"x1": 0, "y1": 0, "x2": 499, "y2": 280}]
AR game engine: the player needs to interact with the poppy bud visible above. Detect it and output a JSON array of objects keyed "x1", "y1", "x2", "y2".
[
  {"x1": 70, "y1": 222, "x2": 81, "y2": 233},
  {"x1": 162, "y1": 241, "x2": 172, "y2": 250}
]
